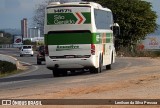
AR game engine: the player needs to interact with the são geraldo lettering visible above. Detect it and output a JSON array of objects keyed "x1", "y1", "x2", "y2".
[{"x1": 53, "y1": 15, "x2": 75, "y2": 24}]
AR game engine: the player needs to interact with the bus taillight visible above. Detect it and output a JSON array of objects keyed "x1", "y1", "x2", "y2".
[
  {"x1": 45, "y1": 45, "x2": 49, "y2": 56},
  {"x1": 91, "y1": 44, "x2": 95, "y2": 55}
]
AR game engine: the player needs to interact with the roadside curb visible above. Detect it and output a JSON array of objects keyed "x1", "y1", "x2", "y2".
[
  {"x1": 18, "y1": 61, "x2": 32, "y2": 70},
  {"x1": 0, "y1": 54, "x2": 20, "y2": 69},
  {"x1": 0, "y1": 54, "x2": 38, "y2": 75},
  {"x1": 7, "y1": 61, "x2": 38, "y2": 78},
  {"x1": 0, "y1": 61, "x2": 38, "y2": 79}
]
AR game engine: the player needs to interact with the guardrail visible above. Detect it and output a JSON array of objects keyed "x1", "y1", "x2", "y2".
[{"x1": 0, "y1": 54, "x2": 20, "y2": 69}]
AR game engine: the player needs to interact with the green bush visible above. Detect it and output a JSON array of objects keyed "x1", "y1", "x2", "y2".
[
  {"x1": 117, "y1": 47, "x2": 160, "y2": 57},
  {"x1": 0, "y1": 60, "x2": 17, "y2": 74}
]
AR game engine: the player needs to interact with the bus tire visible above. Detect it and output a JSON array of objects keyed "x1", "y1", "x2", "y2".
[
  {"x1": 90, "y1": 56, "x2": 102, "y2": 73},
  {"x1": 62, "y1": 70, "x2": 68, "y2": 76},
  {"x1": 37, "y1": 60, "x2": 41, "y2": 65},
  {"x1": 100, "y1": 55, "x2": 103, "y2": 73},
  {"x1": 52, "y1": 69, "x2": 60, "y2": 77},
  {"x1": 106, "y1": 64, "x2": 111, "y2": 70},
  {"x1": 90, "y1": 67, "x2": 98, "y2": 74},
  {"x1": 106, "y1": 53, "x2": 113, "y2": 70}
]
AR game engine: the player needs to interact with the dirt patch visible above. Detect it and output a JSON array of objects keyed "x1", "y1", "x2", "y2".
[
  {"x1": 17, "y1": 72, "x2": 160, "y2": 99},
  {"x1": 1, "y1": 57, "x2": 160, "y2": 108}
]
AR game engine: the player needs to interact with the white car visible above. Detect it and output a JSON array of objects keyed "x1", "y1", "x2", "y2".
[{"x1": 20, "y1": 45, "x2": 34, "y2": 57}]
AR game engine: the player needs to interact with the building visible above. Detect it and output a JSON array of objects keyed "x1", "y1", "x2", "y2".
[
  {"x1": 25, "y1": 27, "x2": 43, "y2": 42},
  {"x1": 21, "y1": 18, "x2": 28, "y2": 38},
  {"x1": 0, "y1": 33, "x2": 3, "y2": 37},
  {"x1": 28, "y1": 27, "x2": 40, "y2": 38}
]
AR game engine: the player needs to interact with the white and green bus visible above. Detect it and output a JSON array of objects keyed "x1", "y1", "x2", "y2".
[{"x1": 44, "y1": 2, "x2": 119, "y2": 77}]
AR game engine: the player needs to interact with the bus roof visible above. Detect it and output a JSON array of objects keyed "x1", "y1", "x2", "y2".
[{"x1": 47, "y1": 2, "x2": 111, "y2": 12}]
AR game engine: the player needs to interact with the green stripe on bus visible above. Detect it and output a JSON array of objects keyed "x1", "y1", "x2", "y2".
[
  {"x1": 47, "y1": 12, "x2": 91, "y2": 25},
  {"x1": 106, "y1": 33, "x2": 111, "y2": 43},
  {"x1": 45, "y1": 33, "x2": 112, "y2": 45},
  {"x1": 45, "y1": 33, "x2": 93, "y2": 45}
]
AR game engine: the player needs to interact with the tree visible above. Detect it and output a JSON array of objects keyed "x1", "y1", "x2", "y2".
[
  {"x1": 83, "y1": 0, "x2": 157, "y2": 48},
  {"x1": 33, "y1": 0, "x2": 82, "y2": 35},
  {"x1": 33, "y1": 0, "x2": 157, "y2": 49},
  {"x1": 33, "y1": 0, "x2": 48, "y2": 35},
  {"x1": 23, "y1": 39, "x2": 32, "y2": 45},
  {"x1": 0, "y1": 31, "x2": 13, "y2": 44},
  {"x1": 33, "y1": 0, "x2": 65, "y2": 35}
]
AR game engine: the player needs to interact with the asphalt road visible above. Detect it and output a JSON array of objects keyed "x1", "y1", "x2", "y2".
[
  {"x1": 0, "y1": 48, "x2": 51, "y2": 89},
  {"x1": 0, "y1": 48, "x2": 129, "y2": 89},
  {"x1": 0, "y1": 48, "x2": 155, "y2": 98},
  {"x1": 1, "y1": 48, "x2": 160, "y2": 108}
]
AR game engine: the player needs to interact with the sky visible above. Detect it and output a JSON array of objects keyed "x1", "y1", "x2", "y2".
[
  {"x1": 0, "y1": 0, "x2": 45, "y2": 29},
  {"x1": 0, "y1": 0, "x2": 160, "y2": 29},
  {"x1": 145, "y1": 0, "x2": 160, "y2": 25}
]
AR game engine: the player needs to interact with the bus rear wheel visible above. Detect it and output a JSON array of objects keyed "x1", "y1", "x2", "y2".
[
  {"x1": 52, "y1": 69, "x2": 60, "y2": 77},
  {"x1": 52, "y1": 69, "x2": 68, "y2": 77},
  {"x1": 90, "y1": 56, "x2": 102, "y2": 73},
  {"x1": 61, "y1": 70, "x2": 68, "y2": 76},
  {"x1": 106, "y1": 64, "x2": 111, "y2": 70},
  {"x1": 106, "y1": 53, "x2": 113, "y2": 70}
]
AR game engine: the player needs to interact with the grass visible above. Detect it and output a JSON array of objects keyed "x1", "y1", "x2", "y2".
[
  {"x1": 117, "y1": 47, "x2": 160, "y2": 57},
  {"x1": 0, "y1": 69, "x2": 23, "y2": 78}
]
